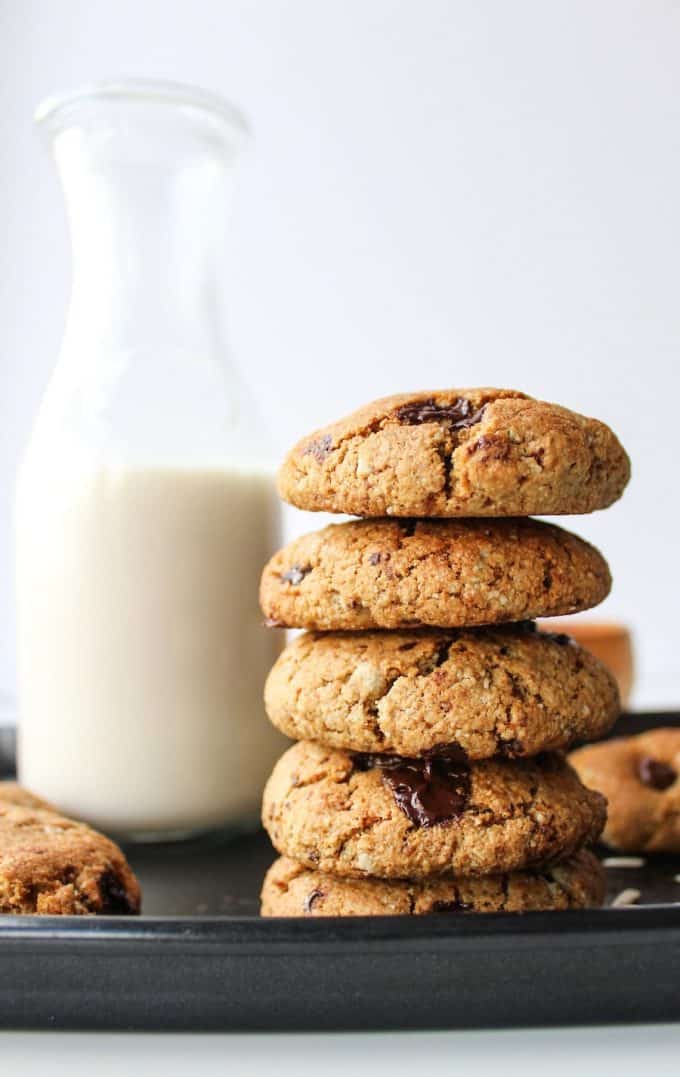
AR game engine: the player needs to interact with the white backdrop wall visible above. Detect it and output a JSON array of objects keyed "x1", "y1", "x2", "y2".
[{"x1": 1, "y1": 0, "x2": 678, "y2": 708}]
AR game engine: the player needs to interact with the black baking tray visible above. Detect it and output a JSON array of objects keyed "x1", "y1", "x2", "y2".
[{"x1": 1, "y1": 711, "x2": 679, "y2": 1032}]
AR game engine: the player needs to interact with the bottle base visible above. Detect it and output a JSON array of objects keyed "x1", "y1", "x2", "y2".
[{"x1": 111, "y1": 812, "x2": 262, "y2": 848}]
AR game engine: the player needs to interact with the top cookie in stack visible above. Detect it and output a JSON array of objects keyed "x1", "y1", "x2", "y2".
[
  {"x1": 276, "y1": 388, "x2": 630, "y2": 518},
  {"x1": 259, "y1": 389, "x2": 629, "y2": 917}
]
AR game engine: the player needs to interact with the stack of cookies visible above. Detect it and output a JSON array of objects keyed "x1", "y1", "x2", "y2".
[{"x1": 259, "y1": 389, "x2": 630, "y2": 916}]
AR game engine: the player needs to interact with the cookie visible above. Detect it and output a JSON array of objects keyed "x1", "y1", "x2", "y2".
[
  {"x1": 261, "y1": 849, "x2": 606, "y2": 916},
  {"x1": 570, "y1": 728, "x2": 680, "y2": 853},
  {"x1": 0, "y1": 781, "x2": 54, "y2": 812},
  {"x1": 262, "y1": 740, "x2": 606, "y2": 879},
  {"x1": 277, "y1": 389, "x2": 630, "y2": 518},
  {"x1": 0, "y1": 802, "x2": 141, "y2": 915},
  {"x1": 260, "y1": 518, "x2": 611, "y2": 631},
  {"x1": 264, "y1": 624, "x2": 620, "y2": 759}
]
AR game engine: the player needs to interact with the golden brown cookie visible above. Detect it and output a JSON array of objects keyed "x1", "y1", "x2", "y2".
[
  {"x1": 262, "y1": 740, "x2": 606, "y2": 879},
  {"x1": 264, "y1": 624, "x2": 620, "y2": 759},
  {"x1": 570, "y1": 728, "x2": 680, "y2": 853},
  {"x1": 260, "y1": 518, "x2": 611, "y2": 631},
  {"x1": 0, "y1": 802, "x2": 141, "y2": 915},
  {"x1": 0, "y1": 781, "x2": 55, "y2": 812},
  {"x1": 261, "y1": 850, "x2": 606, "y2": 916},
  {"x1": 278, "y1": 389, "x2": 630, "y2": 518}
]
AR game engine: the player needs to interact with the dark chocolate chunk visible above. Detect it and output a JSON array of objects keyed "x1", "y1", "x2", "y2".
[
  {"x1": 280, "y1": 564, "x2": 311, "y2": 586},
  {"x1": 539, "y1": 630, "x2": 572, "y2": 646},
  {"x1": 466, "y1": 434, "x2": 510, "y2": 461},
  {"x1": 432, "y1": 640, "x2": 452, "y2": 668},
  {"x1": 352, "y1": 747, "x2": 471, "y2": 828},
  {"x1": 638, "y1": 756, "x2": 677, "y2": 791},
  {"x1": 303, "y1": 888, "x2": 324, "y2": 913},
  {"x1": 394, "y1": 397, "x2": 486, "y2": 430},
  {"x1": 98, "y1": 870, "x2": 138, "y2": 915},
  {"x1": 303, "y1": 434, "x2": 333, "y2": 462},
  {"x1": 431, "y1": 898, "x2": 472, "y2": 913},
  {"x1": 399, "y1": 520, "x2": 418, "y2": 537}
]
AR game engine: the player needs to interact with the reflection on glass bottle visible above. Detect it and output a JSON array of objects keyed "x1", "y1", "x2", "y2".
[{"x1": 15, "y1": 82, "x2": 284, "y2": 839}]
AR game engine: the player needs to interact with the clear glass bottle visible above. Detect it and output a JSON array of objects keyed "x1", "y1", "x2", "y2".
[{"x1": 15, "y1": 81, "x2": 284, "y2": 840}]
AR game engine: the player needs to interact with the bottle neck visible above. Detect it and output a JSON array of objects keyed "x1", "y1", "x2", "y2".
[{"x1": 54, "y1": 128, "x2": 233, "y2": 359}]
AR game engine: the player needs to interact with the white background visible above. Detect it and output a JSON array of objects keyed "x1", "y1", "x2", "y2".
[
  {"x1": 1, "y1": 1, "x2": 679, "y2": 1061},
  {"x1": 2, "y1": 1, "x2": 679, "y2": 710}
]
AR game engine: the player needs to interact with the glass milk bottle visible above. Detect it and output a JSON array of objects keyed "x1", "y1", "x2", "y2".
[{"x1": 15, "y1": 81, "x2": 284, "y2": 839}]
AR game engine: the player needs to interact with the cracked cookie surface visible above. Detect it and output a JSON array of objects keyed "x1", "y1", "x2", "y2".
[
  {"x1": 570, "y1": 728, "x2": 680, "y2": 853},
  {"x1": 264, "y1": 624, "x2": 620, "y2": 758},
  {"x1": 261, "y1": 849, "x2": 606, "y2": 915},
  {"x1": 260, "y1": 518, "x2": 611, "y2": 630},
  {"x1": 277, "y1": 388, "x2": 630, "y2": 518},
  {"x1": 0, "y1": 802, "x2": 141, "y2": 915},
  {"x1": 262, "y1": 740, "x2": 606, "y2": 879}
]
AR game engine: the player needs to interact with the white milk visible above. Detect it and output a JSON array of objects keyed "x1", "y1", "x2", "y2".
[{"x1": 15, "y1": 461, "x2": 284, "y2": 836}]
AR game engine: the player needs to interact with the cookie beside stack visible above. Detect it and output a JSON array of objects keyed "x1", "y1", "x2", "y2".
[
  {"x1": 259, "y1": 389, "x2": 630, "y2": 916},
  {"x1": 0, "y1": 781, "x2": 141, "y2": 915}
]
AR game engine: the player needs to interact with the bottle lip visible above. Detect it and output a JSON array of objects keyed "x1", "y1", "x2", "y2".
[{"x1": 34, "y1": 79, "x2": 250, "y2": 143}]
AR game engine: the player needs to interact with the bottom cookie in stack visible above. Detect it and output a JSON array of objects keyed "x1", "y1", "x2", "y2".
[
  {"x1": 261, "y1": 849, "x2": 606, "y2": 916},
  {"x1": 260, "y1": 740, "x2": 607, "y2": 915}
]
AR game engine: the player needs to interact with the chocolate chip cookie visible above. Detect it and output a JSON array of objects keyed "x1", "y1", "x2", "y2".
[
  {"x1": 261, "y1": 849, "x2": 606, "y2": 915},
  {"x1": 0, "y1": 802, "x2": 141, "y2": 915},
  {"x1": 264, "y1": 623, "x2": 619, "y2": 759},
  {"x1": 0, "y1": 781, "x2": 54, "y2": 811},
  {"x1": 570, "y1": 728, "x2": 680, "y2": 853},
  {"x1": 260, "y1": 518, "x2": 611, "y2": 631},
  {"x1": 277, "y1": 389, "x2": 630, "y2": 518},
  {"x1": 262, "y1": 740, "x2": 606, "y2": 879}
]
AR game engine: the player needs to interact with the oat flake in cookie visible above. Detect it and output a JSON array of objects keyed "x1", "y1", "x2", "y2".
[
  {"x1": 264, "y1": 624, "x2": 620, "y2": 759},
  {"x1": 260, "y1": 517, "x2": 611, "y2": 631},
  {"x1": 277, "y1": 388, "x2": 630, "y2": 518},
  {"x1": 0, "y1": 802, "x2": 141, "y2": 915},
  {"x1": 261, "y1": 850, "x2": 607, "y2": 916},
  {"x1": 261, "y1": 740, "x2": 606, "y2": 880}
]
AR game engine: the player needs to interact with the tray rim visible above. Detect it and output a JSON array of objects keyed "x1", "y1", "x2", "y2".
[{"x1": 1, "y1": 901, "x2": 679, "y2": 949}]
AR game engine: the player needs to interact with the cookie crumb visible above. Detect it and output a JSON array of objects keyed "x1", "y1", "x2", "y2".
[
  {"x1": 602, "y1": 856, "x2": 646, "y2": 869},
  {"x1": 610, "y1": 888, "x2": 641, "y2": 907}
]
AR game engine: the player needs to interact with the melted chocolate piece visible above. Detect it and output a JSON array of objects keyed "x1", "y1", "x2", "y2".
[
  {"x1": 303, "y1": 434, "x2": 333, "y2": 462},
  {"x1": 539, "y1": 630, "x2": 572, "y2": 646},
  {"x1": 352, "y1": 748, "x2": 471, "y2": 828},
  {"x1": 399, "y1": 520, "x2": 418, "y2": 537},
  {"x1": 638, "y1": 756, "x2": 677, "y2": 791},
  {"x1": 394, "y1": 397, "x2": 486, "y2": 430},
  {"x1": 431, "y1": 898, "x2": 472, "y2": 913},
  {"x1": 280, "y1": 564, "x2": 310, "y2": 586},
  {"x1": 98, "y1": 870, "x2": 138, "y2": 915},
  {"x1": 303, "y1": 888, "x2": 324, "y2": 913},
  {"x1": 514, "y1": 621, "x2": 571, "y2": 646},
  {"x1": 466, "y1": 434, "x2": 510, "y2": 461}
]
